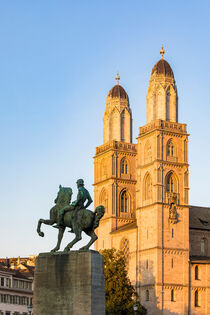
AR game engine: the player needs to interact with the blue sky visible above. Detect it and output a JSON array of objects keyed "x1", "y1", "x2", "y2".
[{"x1": 1, "y1": 1, "x2": 210, "y2": 257}]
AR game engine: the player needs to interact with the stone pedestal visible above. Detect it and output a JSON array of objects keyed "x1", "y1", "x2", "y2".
[{"x1": 33, "y1": 250, "x2": 105, "y2": 315}]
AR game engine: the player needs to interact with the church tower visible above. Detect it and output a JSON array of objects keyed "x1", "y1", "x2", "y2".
[
  {"x1": 94, "y1": 74, "x2": 137, "y2": 251},
  {"x1": 103, "y1": 73, "x2": 132, "y2": 143},
  {"x1": 93, "y1": 46, "x2": 210, "y2": 314},
  {"x1": 146, "y1": 45, "x2": 178, "y2": 123},
  {"x1": 136, "y1": 47, "x2": 189, "y2": 314}
]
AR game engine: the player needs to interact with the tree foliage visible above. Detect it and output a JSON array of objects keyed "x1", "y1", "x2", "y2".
[{"x1": 100, "y1": 248, "x2": 147, "y2": 315}]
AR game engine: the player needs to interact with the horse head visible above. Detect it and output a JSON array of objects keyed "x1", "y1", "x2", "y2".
[{"x1": 55, "y1": 185, "x2": 73, "y2": 206}]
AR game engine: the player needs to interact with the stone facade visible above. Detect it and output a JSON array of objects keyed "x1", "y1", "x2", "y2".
[{"x1": 94, "y1": 49, "x2": 210, "y2": 314}]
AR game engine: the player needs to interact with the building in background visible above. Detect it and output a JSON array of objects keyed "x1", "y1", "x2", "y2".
[
  {"x1": 94, "y1": 47, "x2": 210, "y2": 314},
  {"x1": 0, "y1": 257, "x2": 34, "y2": 315}
]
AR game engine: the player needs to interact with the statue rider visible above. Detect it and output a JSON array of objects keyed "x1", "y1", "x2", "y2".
[{"x1": 54, "y1": 179, "x2": 93, "y2": 229}]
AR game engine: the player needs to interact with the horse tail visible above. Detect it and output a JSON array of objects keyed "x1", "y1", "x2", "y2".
[{"x1": 93, "y1": 205, "x2": 105, "y2": 230}]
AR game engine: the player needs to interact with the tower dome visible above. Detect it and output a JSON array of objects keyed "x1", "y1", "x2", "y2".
[
  {"x1": 107, "y1": 84, "x2": 129, "y2": 100},
  {"x1": 103, "y1": 73, "x2": 132, "y2": 144},
  {"x1": 151, "y1": 59, "x2": 174, "y2": 78},
  {"x1": 146, "y1": 46, "x2": 178, "y2": 123}
]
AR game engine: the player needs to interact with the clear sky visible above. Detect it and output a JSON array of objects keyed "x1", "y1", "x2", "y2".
[{"x1": 1, "y1": 0, "x2": 210, "y2": 257}]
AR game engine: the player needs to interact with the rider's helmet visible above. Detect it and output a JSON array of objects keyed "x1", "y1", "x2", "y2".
[{"x1": 76, "y1": 179, "x2": 84, "y2": 186}]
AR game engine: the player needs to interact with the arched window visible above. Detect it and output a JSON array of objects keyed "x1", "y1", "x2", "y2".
[
  {"x1": 166, "y1": 172, "x2": 178, "y2": 193},
  {"x1": 167, "y1": 139, "x2": 176, "y2": 157},
  {"x1": 100, "y1": 188, "x2": 108, "y2": 212},
  {"x1": 195, "y1": 266, "x2": 199, "y2": 280},
  {"x1": 144, "y1": 141, "x2": 152, "y2": 164},
  {"x1": 171, "y1": 289, "x2": 175, "y2": 302},
  {"x1": 195, "y1": 290, "x2": 199, "y2": 307},
  {"x1": 120, "y1": 238, "x2": 129, "y2": 265},
  {"x1": 146, "y1": 289, "x2": 149, "y2": 301},
  {"x1": 120, "y1": 190, "x2": 130, "y2": 213},
  {"x1": 144, "y1": 173, "x2": 152, "y2": 200},
  {"x1": 121, "y1": 158, "x2": 129, "y2": 175}
]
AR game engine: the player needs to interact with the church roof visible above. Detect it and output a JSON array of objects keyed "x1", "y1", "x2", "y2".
[
  {"x1": 107, "y1": 84, "x2": 129, "y2": 100},
  {"x1": 189, "y1": 206, "x2": 210, "y2": 231},
  {"x1": 151, "y1": 59, "x2": 174, "y2": 78}
]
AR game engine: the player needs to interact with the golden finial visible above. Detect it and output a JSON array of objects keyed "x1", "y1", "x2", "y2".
[
  {"x1": 160, "y1": 44, "x2": 165, "y2": 59},
  {"x1": 115, "y1": 72, "x2": 120, "y2": 85}
]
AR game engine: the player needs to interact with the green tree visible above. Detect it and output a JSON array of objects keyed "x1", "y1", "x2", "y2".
[{"x1": 100, "y1": 248, "x2": 147, "y2": 315}]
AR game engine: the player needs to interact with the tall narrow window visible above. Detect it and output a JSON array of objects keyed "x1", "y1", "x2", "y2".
[
  {"x1": 120, "y1": 190, "x2": 130, "y2": 213},
  {"x1": 166, "y1": 172, "x2": 178, "y2": 193},
  {"x1": 167, "y1": 139, "x2": 176, "y2": 157},
  {"x1": 171, "y1": 258, "x2": 174, "y2": 268},
  {"x1": 171, "y1": 289, "x2": 175, "y2": 301},
  {"x1": 146, "y1": 290, "x2": 149, "y2": 301},
  {"x1": 172, "y1": 228, "x2": 174, "y2": 238},
  {"x1": 170, "y1": 176, "x2": 174, "y2": 192},
  {"x1": 146, "y1": 259, "x2": 149, "y2": 269},
  {"x1": 195, "y1": 266, "x2": 199, "y2": 280},
  {"x1": 121, "y1": 158, "x2": 129, "y2": 175},
  {"x1": 195, "y1": 290, "x2": 199, "y2": 307}
]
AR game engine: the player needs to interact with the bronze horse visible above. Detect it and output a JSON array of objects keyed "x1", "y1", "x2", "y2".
[{"x1": 37, "y1": 185, "x2": 105, "y2": 253}]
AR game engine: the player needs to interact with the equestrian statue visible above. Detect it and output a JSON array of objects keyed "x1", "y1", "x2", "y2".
[{"x1": 37, "y1": 179, "x2": 105, "y2": 253}]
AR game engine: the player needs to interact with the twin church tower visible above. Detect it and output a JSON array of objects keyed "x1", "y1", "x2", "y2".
[{"x1": 93, "y1": 47, "x2": 195, "y2": 314}]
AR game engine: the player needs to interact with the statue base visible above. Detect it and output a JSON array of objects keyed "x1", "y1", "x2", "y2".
[{"x1": 33, "y1": 250, "x2": 105, "y2": 315}]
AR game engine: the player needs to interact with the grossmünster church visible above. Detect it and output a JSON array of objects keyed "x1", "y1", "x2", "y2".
[{"x1": 94, "y1": 47, "x2": 210, "y2": 314}]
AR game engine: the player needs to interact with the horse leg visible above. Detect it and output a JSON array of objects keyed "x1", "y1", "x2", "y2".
[
  {"x1": 64, "y1": 229, "x2": 82, "y2": 252},
  {"x1": 37, "y1": 218, "x2": 55, "y2": 237},
  {"x1": 79, "y1": 230, "x2": 98, "y2": 250},
  {"x1": 51, "y1": 227, "x2": 66, "y2": 253}
]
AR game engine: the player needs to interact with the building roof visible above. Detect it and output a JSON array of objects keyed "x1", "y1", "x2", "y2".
[
  {"x1": 190, "y1": 256, "x2": 210, "y2": 264},
  {"x1": 0, "y1": 263, "x2": 31, "y2": 280},
  {"x1": 107, "y1": 84, "x2": 129, "y2": 100},
  {"x1": 189, "y1": 206, "x2": 210, "y2": 231},
  {"x1": 151, "y1": 59, "x2": 174, "y2": 78},
  {"x1": 0, "y1": 262, "x2": 34, "y2": 280}
]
